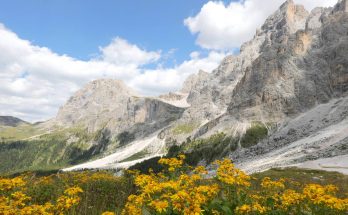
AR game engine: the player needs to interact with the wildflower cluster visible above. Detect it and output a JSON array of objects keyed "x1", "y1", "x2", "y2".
[
  {"x1": 1, "y1": 157, "x2": 347, "y2": 215},
  {"x1": 121, "y1": 157, "x2": 348, "y2": 215},
  {"x1": 303, "y1": 184, "x2": 348, "y2": 211},
  {"x1": 233, "y1": 177, "x2": 348, "y2": 214},
  {"x1": 215, "y1": 159, "x2": 251, "y2": 187},
  {"x1": 56, "y1": 186, "x2": 83, "y2": 212},
  {"x1": 122, "y1": 155, "x2": 220, "y2": 214},
  {"x1": 158, "y1": 154, "x2": 186, "y2": 172},
  {"x1": 0, "y1": 175, "x2": 83, "y2": 215}
]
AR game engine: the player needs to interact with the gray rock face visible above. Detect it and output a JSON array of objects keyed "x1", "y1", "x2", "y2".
[
  {"x1": 54, "y1": 79, "x2": 185, "y2": 141},
  {"x1": 56, "y1": 79, "x2": 137, "y2": 129},
  {"x1": 333, "y1": 0, "x2": 348, "y2": 13},
  {"x1": 227, "y1": 0, "x2": 348, "y2": 122}
]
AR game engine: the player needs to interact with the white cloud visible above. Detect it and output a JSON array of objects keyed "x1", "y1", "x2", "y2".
[
  {"x1": 99, "y1": 37, "x2": 161, "y2": 66},
  {"x1": 0, "y1": 24, "x2": 225, "y2": 122},
  {"x1": 184, "y1": 0, "x2": 337, "y2": 50},
  {"x1": 129, "y1": 51, "x2": 226, "y2": 95}
]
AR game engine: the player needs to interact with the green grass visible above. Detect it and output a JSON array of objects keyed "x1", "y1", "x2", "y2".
[
  {"x1": 252, "y1": 167, "x2": 348, "y2": 197},
  {"x1": 0, "y1": 124, "x2": 40, "y2": 141},
  {"x1": 119, "y1": 150, "x2": 149, "y2": 162},
  {"x1": 172, "y1": 123, "x2": 197, "y2": 135},
  {"x1": 0, "y1": 126, "x2": 113, "y2": 175},
  {"x1": 1, "y1": 171, "x2": 136, "y2": 215}
]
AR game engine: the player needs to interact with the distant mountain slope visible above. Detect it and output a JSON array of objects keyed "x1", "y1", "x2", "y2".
[{"x1": 0, "y1": 116, "x2": 28, "y2": 127}]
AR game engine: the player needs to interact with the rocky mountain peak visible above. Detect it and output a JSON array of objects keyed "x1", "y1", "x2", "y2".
[
  {"x1": 227, "y1": 0, "x2": 348, "y2": 122},
  {"x1": 333, "y1": 0, "x2": 348, "y2": 13},
  {"x1": 54, "y1": 78, "x2": 185, "y2": 141},
  {"x1": 55, "y1": 79, "x2": 138, "y2": 127},
  {"x1": 82, "y1": 79, "x2": 137, "y2": 96},
  {"x1": 180, "y1": 70, "x2": 209, "y2": 94},
  {"x1": 262, "y1": 0, "x2": 309, "y2": 35}
]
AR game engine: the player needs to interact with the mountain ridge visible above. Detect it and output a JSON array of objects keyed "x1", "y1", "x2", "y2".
[{"x1": 0, "y1": 116, "x2": 29, "y2": 127}]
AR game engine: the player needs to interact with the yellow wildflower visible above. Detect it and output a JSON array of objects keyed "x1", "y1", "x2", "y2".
[{"x1": 149, "y1": 200, "x2": 169, "y2": 213}]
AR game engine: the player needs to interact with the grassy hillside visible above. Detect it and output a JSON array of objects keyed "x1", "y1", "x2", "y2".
[
  {"x1": 0, "y1": 126, "x2": 117, "y2": 174},
  {"x1": 0, "y1": 124, "x2": 40, "y2": 141}
]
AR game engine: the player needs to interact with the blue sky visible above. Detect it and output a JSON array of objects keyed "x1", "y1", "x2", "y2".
[
  {"x1": 0, "y1": 0, "x2": 221, "y2": 65},
  {"x1": 0, "y1": 0, "x2": 337, "y2": 122}
]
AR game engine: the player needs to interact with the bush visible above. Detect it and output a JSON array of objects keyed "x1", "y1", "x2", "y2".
[
  {"x1": 117, "y1": 131, "x2": 135, "y2": 146},
  {"x1": 241, "y1": 122, "x2": 268, "y2": 148},
  {"x1": 172, "y1": 123, "x2": 197, "y2": 135}
]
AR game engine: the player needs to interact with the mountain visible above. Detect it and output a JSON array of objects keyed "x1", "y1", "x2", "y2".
[
  {"x1": 0, "y1": 0, "x2": 347, "y2": 174},
  {"x1": 53, "y1": 79, "x2": 184, "y2": 139},
  {"x1": 0, "y1": 116, "x2": 28, "y2": 127}
]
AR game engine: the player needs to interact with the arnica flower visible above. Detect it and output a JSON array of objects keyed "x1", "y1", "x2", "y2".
[
  {"x1": 303, "y1": 184, "x2": 348, "y2": 211},
  {"x1": 158, "y1": 155, "x2": 185, "y2": 172},
  {"x1": 64, "y1": 186, "x2": 83, "y2": 196},
  {"x1": 236, "y1": 203, "x2": 267, "y2": 214},
  {"x1": 149, "y1": 200, "x2": 169, "y2": 213},
  {"x1": 0, "y1": 177, "x2": 26, "y2": 191},
  {"x1": 101, "y1": 211, "x2": 115, "y2": 215},
  {"x1": 215, "y1": 159, "x2": 251, "y2": 187},
  {"x1": 279, "y1": 189, "x2": 304, "y2": 209},
  {"x1": 235, "y1": 204, "x2": 252, "y2": 214},
  {"x1": 261, "y1": 177, "x2": 285, "y2": 189}
]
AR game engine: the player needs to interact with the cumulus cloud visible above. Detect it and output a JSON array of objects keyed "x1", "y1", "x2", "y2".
[
  {"x1": 129, "y1": 51, "x2": 226, "y2": 95},
  {"x1": 99, "y1": 37, "x2": 161, "y2": 66},
  {"x1": 0, "y1": 24, "x2": 226, "y2": 122},
  {"x1": 184, "y1": 0, "x2": 338, "y2": 50}
]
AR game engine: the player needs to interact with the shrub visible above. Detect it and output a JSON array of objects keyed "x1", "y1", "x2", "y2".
[
  {"x1": 241, "y1": 122, "x2": 268, "y2": 148},
  {"x1": 172, "y1": 123, "x2": 197, "y2": 135}
]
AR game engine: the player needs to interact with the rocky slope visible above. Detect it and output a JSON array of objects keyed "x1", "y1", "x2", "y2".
[
  {"x1": 234, "y1": 96, "x2": 348, "y2": 174},
  {"x1": 54, "y1": 79, "x2": 185, "y2": 138},
  {"x1": 228, "y1": 0, "x2": 348, "y2": 122}
]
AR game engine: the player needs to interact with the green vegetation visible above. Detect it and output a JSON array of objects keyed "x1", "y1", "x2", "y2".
[
  {"x1": 241, "y1": 121, "x2": 268, "y2": 148},
  {"x1": 119, "y1": 150, "x2": 149, "y2": 163},
  {"x1": 116, "y1": 131, "x2": 135, "y2": 146},
  {"x1": 253, "y1": 167, "x2": 348, "y2": 197},
  {"x1": 172, "y1": 123, "x2": 197, "y2": 135},
  {"x1": 0, "y1": 124, "x2": 40, "y2": 141},
  {"x1": 183, "y1": 133, "x2": 238, "y2": 166},
  {"x1": 130, "y1": 133, "x2": 238, "y2": 173},
  {"x1": 1, "y1": 161, "x2": 347, "y2": 215},
  {"x1": 0, "y1": 171, "x2": 136, "y2": 215},
  {"x1": 0, "y1": 127, "x2": 113, "y2": 175},
  {"x1": 129, "y1": 156, "x2": 163, "y2": 174}
]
